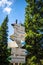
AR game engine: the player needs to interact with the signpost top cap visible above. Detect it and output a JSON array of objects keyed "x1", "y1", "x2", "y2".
[
  {"x1": 11, "y1": 19, "x2": 24, "y2": 27},
  {"x1": 11, "y1": 19, "x2": 18, "y2": 26}
]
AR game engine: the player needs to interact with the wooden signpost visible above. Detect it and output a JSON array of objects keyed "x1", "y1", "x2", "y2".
[
  {"x1": 11, "y1": 48, "x2": 27, "y2": 56},
  {"x1": 8, "y1": 55, "x2": 25, "y2": 63},
  {"x1": 10, "y1": 24, "x2": 25, "y2": 42},
  {"x1": 10, "y1": 35, "x2": 22, "y2": 47},
  {"x1": 10, "y1": 34, "x2": 25, "y2": 43},
  {"x1": 8, "y1": 22, "x2": 27, "y2": 65}
]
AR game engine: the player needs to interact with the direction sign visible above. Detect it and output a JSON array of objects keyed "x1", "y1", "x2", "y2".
[
  {"x1": 10, "y1": 24, "x2": 25, "y2": 42},
  {"x1": 10, "y1": 34, "x2": 25, "y2": 41},
  {"x1": 11, "y1": 48, "x2": 27, "y2": 56},
  {"x1": 10, "y1": 36, "x2": 22, "y2": 47},
  {"x1": 14, "y1": 24, "x2": 25, "y2": 32},
  {"x1": 11, "y1": 48, "x2": 27, "y2": 53},
  {"x1": 10, "y1": 35, "x2": 25, "y2": 47},
  {"x1": 8, "y1": 55, "x2": 25, "y2": 63},
  {"x1": 8, "y1": 41, "x2": 18, "y2": 48},
  {"x1": 14, "y1": 24, "x2": 25, "y2": 41}
]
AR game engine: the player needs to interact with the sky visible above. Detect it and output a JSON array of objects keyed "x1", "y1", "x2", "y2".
[{"x1": 0, "y1": 0, "x2": 26, "y2": 42}]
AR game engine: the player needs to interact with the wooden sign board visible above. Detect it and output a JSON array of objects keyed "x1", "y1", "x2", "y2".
[
  {"x1": 14, "y1": 24, "x2": 25, "y2": 32},
  {"x1": 11, "y1": 48, "x2": 27, "y2": 52},
  {"x1": 11, "y1": 48, "x2": 27, "y2": 56},
  {"x1": 14, "y1": 33, "x2": 25, "y2": 39},
  {"x1": 8, "y1": 41, "x2": 18, "y2": 48},
  {"x1": 10, "y1": 24, "x2": 25, "y2": 41},
  {"x1": 9, "y1": 55, "x2": 25, "y2": 63},
  {"x1": 14, "y1": 24, "x2": 25, "y2": 41},
  {"x1": 10, "y1": 34, "x2": 25, "y2": 41},
  {"x1": 10, "y1": 34, "x2": 25, "y2": 47},
  {"x1": 14, "y1": 28, "x2": 25, "y2": 34},
  {"x1": 10, "y1": 36, "x2": 22, "y2": 47}
]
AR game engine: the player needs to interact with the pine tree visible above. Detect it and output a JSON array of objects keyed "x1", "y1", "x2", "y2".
[
  {"x1": 24, "y1": 0, "x2": 43, "y2": 65},
  {"x1": 0, "y1": 16, "x2": 11, "y2": 65}
]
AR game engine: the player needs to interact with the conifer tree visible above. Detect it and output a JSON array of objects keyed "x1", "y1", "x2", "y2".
[
  {"x1": 24, "y1": 0, "x2": 43, "y2": 65},
  {"x1": 0, "y1": 16, "x2": 11, "y2": 65}
]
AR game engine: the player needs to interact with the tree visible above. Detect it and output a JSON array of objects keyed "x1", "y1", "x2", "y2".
[
  {"x1": 0, "y1": 16, "x2": 11, "y2": 65},
  {"x1": 24, "y1": 0, "x2": 43, "y2": 65}
]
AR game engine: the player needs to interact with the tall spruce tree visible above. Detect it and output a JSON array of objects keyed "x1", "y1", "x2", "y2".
[
  {"x1": 24, "y1": 0, "x2": 43, "y2": 65},
  {"x1": 0, "y1": 16, "x2": 11, "y2": 65}
]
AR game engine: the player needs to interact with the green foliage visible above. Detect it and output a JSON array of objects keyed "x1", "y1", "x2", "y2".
[
  {"x1": 24, "y1": 0, "x2": 43, "y2": 65},
  {"x1": 0, "y1": 16, "x2": 12, "y2": 65}
]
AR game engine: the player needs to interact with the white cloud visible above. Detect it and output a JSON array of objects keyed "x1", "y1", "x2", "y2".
[
  {"x1": 7, "y1": 1, "x2": 12, "y2": 6},
  {"x1": 3, "y1": 7, "x2": 12, "y2": 14},
  {"x1": 0, "y1": 0, "x2": 12, "y2": 14}
]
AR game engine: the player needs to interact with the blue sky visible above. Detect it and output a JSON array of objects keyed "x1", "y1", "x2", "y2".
[{"x1": 0, "y1": 0, "x2": 26, "y2": 42}]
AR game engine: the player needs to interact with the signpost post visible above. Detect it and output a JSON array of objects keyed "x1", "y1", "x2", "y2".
[{"x1": 8, "y1": 22, "x2": 27, "y2": 65}]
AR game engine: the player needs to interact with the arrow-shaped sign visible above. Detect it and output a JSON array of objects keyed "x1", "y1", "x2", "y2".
[
  {"x1": 8, "y1": 55, "x2": 25, "y2": 63},
  {"x1": 11, "y1": 48, "x2": 28, "y2": 56}
]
